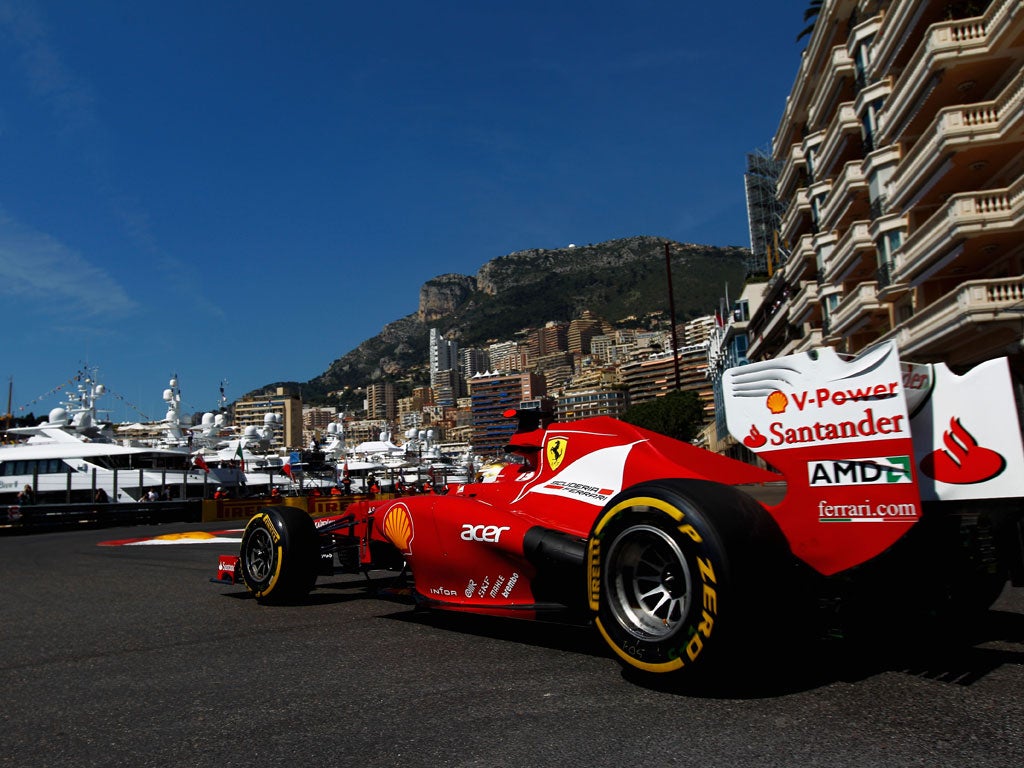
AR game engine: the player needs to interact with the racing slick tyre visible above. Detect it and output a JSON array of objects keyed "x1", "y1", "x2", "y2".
[
  {"x1": 588, "y1": 479, "x2": 789, "y2": 678},
  {"x1": 239, "y1": 505, "x2": 319, "y2": 604}
]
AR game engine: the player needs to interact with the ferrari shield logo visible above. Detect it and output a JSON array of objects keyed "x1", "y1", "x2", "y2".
[{"x1": 546, "y1": 437, "x2": 568, "y2": 471}]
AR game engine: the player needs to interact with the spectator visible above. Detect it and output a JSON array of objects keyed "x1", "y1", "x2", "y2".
[{"x1": 16, "y1": 484, "x2": 34, "y2": 505}]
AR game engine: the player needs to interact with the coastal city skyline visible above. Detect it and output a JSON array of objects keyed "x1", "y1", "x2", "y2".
[{"x1": 0, "y1": 1, "x2": 804, "y2": 421}]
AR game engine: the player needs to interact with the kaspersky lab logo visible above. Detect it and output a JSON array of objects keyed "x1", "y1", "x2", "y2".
[{"x1": 808, "y1": 456, "x2": 912, "y2": 487}]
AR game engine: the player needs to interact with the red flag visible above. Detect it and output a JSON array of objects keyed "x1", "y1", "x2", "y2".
[
  {"x1": 343, "y1": 461, "x2": 350, "y2": 480},
  {"x1": 193, "y1": 454, "x2": 210, "y2": 473},
  {"x1": 282, "y1": 460, "x2": 293, "y2": 478}
]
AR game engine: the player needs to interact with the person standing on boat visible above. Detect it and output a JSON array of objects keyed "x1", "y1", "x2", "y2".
[{"x1": 16, "y1": 485, "x2": 34, "y2": 505}]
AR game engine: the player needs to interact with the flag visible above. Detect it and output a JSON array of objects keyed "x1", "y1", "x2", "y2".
[
  {"x1": 282, "y1": 458, "x2": 293, "y2": 478},
  {"x1": 193, "y1": 454, "x2": 210, "y2": 473},
  {"x1": 234, "y1": 442, "x2": 246, "y2": 471},
  {"x1": 342, "y1": 461, "x2": 350, "y2": 480}
]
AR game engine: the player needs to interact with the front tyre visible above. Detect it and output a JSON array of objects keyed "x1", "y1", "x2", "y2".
[
  {"x1": 239, "y1": 505, "x2": 319, "y2": 604},
  {"x1": 588, "y1": 480, "x2": 784, "y2": 676}
]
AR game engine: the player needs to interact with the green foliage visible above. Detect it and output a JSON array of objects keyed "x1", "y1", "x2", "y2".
[{"x1": 620, "y1": 390, "x2": 705, "y2": 442}]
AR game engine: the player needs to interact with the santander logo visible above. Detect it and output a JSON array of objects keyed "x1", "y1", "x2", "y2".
[
  {"x1": 921, "y1": 417, "x2": 1005, "y2": 485},
  {"x1": 743, "y1": 424, "x2": 767, "y2": 448}
]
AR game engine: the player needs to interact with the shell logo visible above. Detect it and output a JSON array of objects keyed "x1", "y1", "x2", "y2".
[
  {"x1": 382, "y1": 503, "x2": 415, "y2": 555},
  {"x1": 546, "y1": 437, "x2": 568, "y2": 471},
  {"x1": 766, "y1": 390, "x2": 789, "y2": 414}
]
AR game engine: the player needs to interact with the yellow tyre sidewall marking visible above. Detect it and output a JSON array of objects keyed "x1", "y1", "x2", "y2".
[
  {"x1": 249, "y1": 514, "x2": 284, "y2": 598},
  {"x1": 595, "y1": 618, "x2": 686, "y2": 673},
  {"x1": 590, "y1": 494, "x2": 702, "y2": 673}
]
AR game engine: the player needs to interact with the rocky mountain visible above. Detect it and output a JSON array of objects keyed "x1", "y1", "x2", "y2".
[{"x1": 260, "y1": 236, "x2": 749, "y2": 403}]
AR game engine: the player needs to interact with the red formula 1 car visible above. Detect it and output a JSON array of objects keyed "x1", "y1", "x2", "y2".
[{"x1": 216, "y1": 342, "x2": 1024, "y2": 678}]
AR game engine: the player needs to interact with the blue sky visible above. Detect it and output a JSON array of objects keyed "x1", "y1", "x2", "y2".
[{"x1": 0, "y1": 0, "x2": 806, "y2": 422}]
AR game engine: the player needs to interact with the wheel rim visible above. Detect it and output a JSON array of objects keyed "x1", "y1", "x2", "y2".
[
  {"x1": 605, "y1": 523, "x2": 692, "y2": 641},
  {"x1": 245, "y1": 527, "x2": 275, "y2": 582}
]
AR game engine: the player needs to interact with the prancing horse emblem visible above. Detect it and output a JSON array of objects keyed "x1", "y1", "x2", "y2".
[{"x1": 546, "y1": 437, "x2": 568, "y2": 471}]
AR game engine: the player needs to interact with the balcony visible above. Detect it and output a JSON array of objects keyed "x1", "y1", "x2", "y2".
[
  {"x1": 792, "y1": 328, "x2": 824, "y2": 354},
  {"x1": 746, "y1": 292, "x2": 792, "y2": 362},
  {"x1": 877, "y1": 0, "x2": 1024, "y2": 146},
  {"x1": 823, "y1": 220, "x2": 874, "y2": 285},
  {"x1": 877, "y1": 277, "x2": 1024, "y2": 367},
  {"x1": 807, "y1": 47, "x2": 857, "y2": 130},
  {"x1": 780, "y1": 187, "x2": 813, "y2": 245},
  {"x1": 815, "y1": 103, "x2": 861, "y2": 178},
  {"x1": 887, "y1": 67, "x2": 1024, "y2": 210},
  {"x1": 781, "y1": 233, "x2": 817, "y2": 285},
  {"x1": 788, "y1": 280, "x2": 821, "y2": 325},
  {"x1": 817, "y1": 160, "x2": 869, "y2": 232},
  {"x1": 828, "y1": 281, "x2": 887, "y2": 339},
  {"x1": 893, "y1": 175, "x2": 1024, "y2": 285},
  {"x1": 777, "y1": 144, "x2": 806, "y2": 202}
]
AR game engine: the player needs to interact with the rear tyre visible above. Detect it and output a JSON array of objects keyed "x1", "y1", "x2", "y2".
[
  {"x1": 588, "y1": 480, "x2": 787, "y2": 677},
  {"x1": 239, "y1": 505, "x2": 319, "y2": 604}
]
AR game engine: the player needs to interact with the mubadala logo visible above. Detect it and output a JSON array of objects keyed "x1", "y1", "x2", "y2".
[{"x1": 808, "y1": 456, "x2": 912, "y2": 487}]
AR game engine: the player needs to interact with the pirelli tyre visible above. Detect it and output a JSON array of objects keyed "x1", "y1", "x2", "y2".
[
  {"x1": 587, "y1": 479, "x2": 786, "y2": 677},
  {"x1": 239, "y1": 505, "x2": 319, "y2": 604}
]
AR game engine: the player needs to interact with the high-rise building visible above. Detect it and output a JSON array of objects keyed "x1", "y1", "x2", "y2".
[
  {"x1": 747, "y1": 0, "x2": 1024, "y2": 378},
  {"x1": 567, "y1": 311, "x2": 606, "y2": 354},
  {"x1": 366, "y1": 382, "x2": 396, "y2": 421},
  {"x1": 525, "y1": 321, "x2": 568, "y2": 358},
  {"x1": 429, "y1": 328, "x2": 462, "y2": 403},
  {"x1": 468, "y1": 371, "x2": 546, "y2": 457},
  {"x1": 460, "y1": 347, "x2": 491, "y2": 381}
]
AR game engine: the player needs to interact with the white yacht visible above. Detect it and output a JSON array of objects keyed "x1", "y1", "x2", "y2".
[{"x1": 1, "y1": 373, "x2": 235, "y2": 505}]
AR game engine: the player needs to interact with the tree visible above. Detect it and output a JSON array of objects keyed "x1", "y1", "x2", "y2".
[
  {"x1": 796, "y1": 0, "x2": 823, "y2": 42},
  {"x1": 620, "y1": 390, "x2": 705, "y2": 443}
]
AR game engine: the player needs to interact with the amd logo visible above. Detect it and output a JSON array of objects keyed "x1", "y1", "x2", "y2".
[
  {"x1": 460, "y1": 524, "x2": 510, "y2": 543},
  {"x1": 808, "y1": 456, "x2": 912, "y2": 486}
]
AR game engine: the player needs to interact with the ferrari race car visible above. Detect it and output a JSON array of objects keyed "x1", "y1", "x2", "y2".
[{"x1": 216, "y1": 342, "x2": 1024, "y2": 678}]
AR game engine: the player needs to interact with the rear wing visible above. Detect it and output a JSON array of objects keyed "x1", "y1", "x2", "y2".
[
  {"x1": 722, "y1": 342, "x2": 1024, "y2": 575},
  {"x1": 900, "y1": 355, "x2": 1024, "y2": 502}
]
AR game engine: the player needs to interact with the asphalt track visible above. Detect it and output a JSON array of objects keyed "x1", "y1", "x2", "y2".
[{"x1": 1, "y1": 521, "x2": 1023, "y2": 768}]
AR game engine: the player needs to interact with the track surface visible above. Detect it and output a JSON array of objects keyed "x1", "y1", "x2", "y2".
[{"x1": 2, "y1": 521, "x2": 1023, "y2": 767}]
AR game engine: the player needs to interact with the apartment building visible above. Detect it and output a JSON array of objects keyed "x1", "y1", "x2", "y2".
[
  {"x1": 468, "y1": 371, "x2": 546, "y2": 457},
  {"x1": 620, "y1": 343, "x2": 713, "y2": 418},
  {"x1": 365, "y1": 382, "x2": 396, "y2": 421},
  {"x1": 556, "y1": 388, "x2": 628, "y2": 422},
  {"x1": 233, "y1": 387, "x2": 303, "y2": 448},
  {"x1": 748, "y1": 0, "x2": 1023, "y2": 376}
]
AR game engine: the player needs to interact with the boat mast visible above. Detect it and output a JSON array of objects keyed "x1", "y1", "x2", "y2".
[{"x1": 3, "y1": 376, "x2": 11, "y2": 435}]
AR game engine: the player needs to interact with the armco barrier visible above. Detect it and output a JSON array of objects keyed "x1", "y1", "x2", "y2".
[
  {"x1": 1, "y1": 501, "x2": 200, "y2": 533},
  {"x1": 201, "y1": 493, "x2": 385, "y2": 523}
]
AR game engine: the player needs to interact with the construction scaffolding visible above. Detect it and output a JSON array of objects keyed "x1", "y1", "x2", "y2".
[{"x1": 743, "y1": 147, "x2": 787, "y2": 276}]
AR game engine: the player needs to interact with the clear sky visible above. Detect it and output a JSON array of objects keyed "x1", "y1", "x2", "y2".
[{"x1": 0, "y1": 0, "x2": 807, "y2": 423}]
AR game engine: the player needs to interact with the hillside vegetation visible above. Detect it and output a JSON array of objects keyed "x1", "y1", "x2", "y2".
[{"x1": 255, "y1": 236, "x2": 749, "y2": 403}]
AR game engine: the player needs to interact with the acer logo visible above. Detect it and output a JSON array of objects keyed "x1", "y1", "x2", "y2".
[{"x1": 460, "y1": 524, "x2": 510, "y2": 543}]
